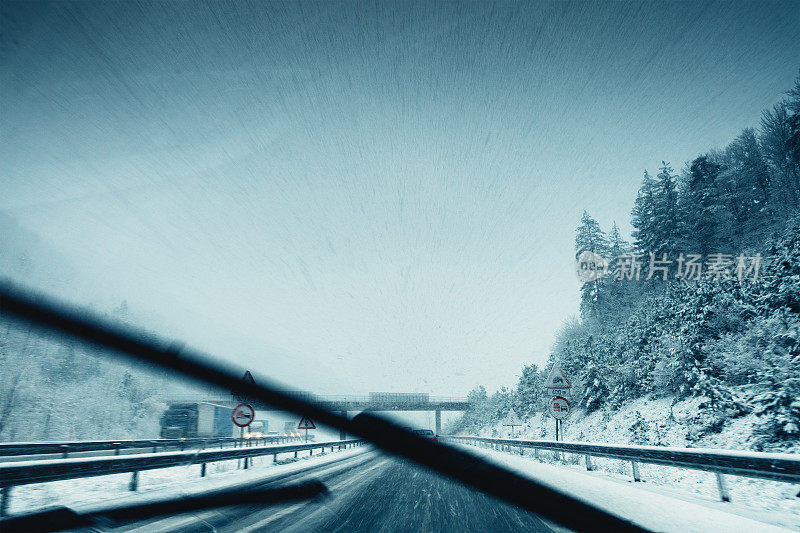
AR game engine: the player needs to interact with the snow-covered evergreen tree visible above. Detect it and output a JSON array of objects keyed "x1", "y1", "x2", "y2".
[
  {"x1": 575, "y1": 211, "x2": 609, "y2": 316},
  {"x1": 631, "y1": 171, "x2": 657, "y2": 253}
]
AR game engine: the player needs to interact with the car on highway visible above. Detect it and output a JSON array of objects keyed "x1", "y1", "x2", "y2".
[{"x1": 412, "y1": 429, "x2": 437, "y2": 442}]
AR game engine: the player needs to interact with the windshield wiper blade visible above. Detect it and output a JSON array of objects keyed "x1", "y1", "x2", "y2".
[
  {"x1": 0, "y1": 281, "x2": 649, "y2": 532},
  {"x1": 0, "y1": 481, "x2": 327, "y2": 533}
]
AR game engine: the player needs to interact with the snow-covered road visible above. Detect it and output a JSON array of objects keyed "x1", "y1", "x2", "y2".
[
  {"x1": 5, "y1": 444, "x2": 370, "y2": 516},
  {"x1": 6, "y1": 441, "x2": 798, "y2": 532}
]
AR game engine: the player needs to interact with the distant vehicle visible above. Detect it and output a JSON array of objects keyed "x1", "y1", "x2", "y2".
[
  {"x1": 413, "y1": 429, "x2": 437, "y2": 442},
  {"x1": 159, "y1": 402, "x2": 234, "y2": 439},
  {"x1": 244, "y1": 420, "x2": 268, "y2": 438}
]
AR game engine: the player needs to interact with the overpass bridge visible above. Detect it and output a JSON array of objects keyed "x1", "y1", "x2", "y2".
[{"x1": 158, "y1": 393, "x2": 471, "y2": 435}]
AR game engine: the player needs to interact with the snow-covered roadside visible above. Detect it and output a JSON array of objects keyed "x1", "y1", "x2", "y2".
[
  {"x1": 476, "y1": 396, "x2": 800, "y2": 518},
  {"x1": 6, "y1": 444, "x2": 372, "y2": 516},
  {"x1": 459, "y1": 444, "x2": 798, "y2": 532},
  {"x1": 485, "y1": 396, "x2": 800, "y2": 452}
]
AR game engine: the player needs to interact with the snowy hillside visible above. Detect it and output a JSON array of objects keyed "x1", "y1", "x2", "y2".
[{"x1": 466, "y1": 395, "x2": 800, "y2": 525}]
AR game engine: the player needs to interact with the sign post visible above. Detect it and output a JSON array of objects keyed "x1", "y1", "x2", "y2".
[
  {"x1": 544, "y1": 363, "x2": 572, "y2": 441},
  {"x1": 231, "y1": 403, "x2": 255, "y2": 469},
  {"x1": 548, "y1": 396, "x2": 571, "y2": 443},
  {"x1": 297, "y1": 416, "x2": 316, "y2": 443},
  {"x1": 501, "y1": 409, "x2": 523, "y2": 438},
  {"x1": 231, "y1": 372, "x2": 258, "y2": 461}
]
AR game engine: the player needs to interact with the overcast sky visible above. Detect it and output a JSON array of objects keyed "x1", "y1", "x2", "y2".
[{"x1": 2, "y1": 1, "x2": 799, "y2": 396}]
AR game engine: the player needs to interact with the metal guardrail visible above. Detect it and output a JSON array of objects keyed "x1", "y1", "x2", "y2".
[
  {"x1": 0, "y1": 436, "x2": 299, "y2": 458},
  {"x1": 446, "y1": 436, "x2": 800, "y2": 502},
  {"x1": 0, "y1": 439, "x2": 365, "y2": 516}
]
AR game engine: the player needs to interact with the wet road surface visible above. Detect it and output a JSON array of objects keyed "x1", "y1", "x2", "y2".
[{"x1": 118, "y1": 450, "x2": 560, "y2": 533}]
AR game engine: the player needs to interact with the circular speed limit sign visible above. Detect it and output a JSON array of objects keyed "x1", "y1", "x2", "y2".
[
  {"x1": 548, "y1": 396, "x2": 571, "y2": 420},
  {"x1": 231, "y1": 403, "x2": 255, "y2": 427}
]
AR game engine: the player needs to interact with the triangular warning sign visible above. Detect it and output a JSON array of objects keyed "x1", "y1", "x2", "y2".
[
  {"x1": 502, "y1": 409, "x2": 522, "y2": 426},
  {"x1": 297, "y1": 416, "x2": 316, "y2": 430},
  {"x1": 232, "y1": 371, "x2": 257, "y2": 401},
  {"x1": 544, "y1": 363, "x2": 572, "y2": 389}
]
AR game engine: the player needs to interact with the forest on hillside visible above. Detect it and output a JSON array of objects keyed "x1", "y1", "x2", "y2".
[
  {"x1": 452, "y1": 74, "x2": 800, "y2": 450},
  {"x1": 0, "y1": 302, "x2": 166, "y2": 441},
  {"x1": 0, "y1": 215, "x2": 168, "y2": 441}
]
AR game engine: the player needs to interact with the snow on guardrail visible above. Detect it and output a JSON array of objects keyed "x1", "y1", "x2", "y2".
[
  {"x1": 445, "y1": 436, "x2": 800, "y2": 502},
  {"x1": 0, "y1": 436, "x2": 300, "y2": 458},
  {"x1": 0, "y1": 439, "x2": 365, "y2": 516}
]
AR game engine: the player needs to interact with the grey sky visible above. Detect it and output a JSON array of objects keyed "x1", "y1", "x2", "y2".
[{"x1": 2, "y1": 1, "x2": 799, "y2": 395}]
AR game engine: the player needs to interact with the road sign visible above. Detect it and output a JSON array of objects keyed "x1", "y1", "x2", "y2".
[
  {"x1": 502, "y1": 409, "x2": 523, "y2": 437},
  {"x1": 231, "y1": 403, "x2": 255, "y2": 427},
  {"x1": 544, "y1": 363, "x2": 572, "y2": 389},
  {"x1": 548, "y1": 396, "x2": 571, "y2": 420},
  {"x1": 232, "y1": 371, "x2": 256, "y2": 402},
  {"x1": 297, "y1": 416, "x2": 316, "y2": 430},
  {"x1": 502, "y1": 409, "x2": 522, "y2": 427}
]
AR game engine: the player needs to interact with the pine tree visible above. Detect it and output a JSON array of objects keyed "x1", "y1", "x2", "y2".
[
  {"x1": 749, "y1": 312, "x2": 800, "y2": 446},
  {"x1": 581, "y1": 360, "x2": 608, "y2": 412},
  {"x1": 761, "y1": 103, "x2": 800, "y2": 213},
  {"x1": 601, "y1": 222, "x2": 636, "y2": 317},
  {"x1": 606, "y1": 222, "x2": 632, "y2": 279},
  {"x1": 629, "y1": 411, "x2": 650, "y2": 445},
  {"x1": 756, "y1": 215, "x2": 800, "y2": 314},
  {"x1": 581, "y1": 337, "x2": 610, "y2": 413},
  {"x1": 514, "y1": 364, "x2": 543, "y2": 417},
  {"x1": 651, "y1": 162, "x2": 680, "y2": 255},
  {"x1": 607, "y1": 222, "x2": 631, "y2": 262},
  {"x1": 694, "y1": 370, "x2": 746, "y2": 415},
  {"x1": 721, "y1": 129, "x2": 773, "y2": 246},
  {"x1": 575, "y1": 212, "x2": 609, "y2": 316},
  {"x1": 575, "y1": 211, "x2": 608, "y2": 255},
  {"x1": 786, "y1": 72, "x2": 800, "y2": 170},
  {"x1": 683, "y1": 155, "x2": 724, "y2": 255},
  {"x1": 631, "y1": 171, "x2": 657, "y2": 252}
]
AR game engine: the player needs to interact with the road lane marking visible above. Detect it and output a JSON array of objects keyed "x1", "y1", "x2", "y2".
[{"x1": 238, "y1": 459, "x2": 389, "y2": 532}]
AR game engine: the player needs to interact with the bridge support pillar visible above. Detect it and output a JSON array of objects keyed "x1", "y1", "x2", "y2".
[
  {"x1": 435, "y1": 409, "x2": 441, "y2": 436},
  {"x1": 340, "y1": 411, "x2": 347, "y2": 440}
]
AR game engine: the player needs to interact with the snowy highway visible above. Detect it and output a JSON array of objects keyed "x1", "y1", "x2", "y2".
[
  {"x1": 27, "y1": 444, "x2": 789, "y2": 533},
  {"x1": 2, "y1": 2, "x2": 799, "y2": 531},
  {"x1": 112, "y1": 450, "x2": 559, "y2": 533}
]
